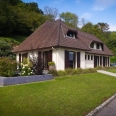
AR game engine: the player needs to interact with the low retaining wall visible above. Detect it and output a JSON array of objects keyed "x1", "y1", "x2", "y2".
[{"x1": 0, "y1": 74, "x2": 53, "y2": 86}]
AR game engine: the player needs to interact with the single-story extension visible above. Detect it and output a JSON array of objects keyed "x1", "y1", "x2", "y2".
[{"x1": 13, "y1": 19, "x2": 113, "y2": 70}]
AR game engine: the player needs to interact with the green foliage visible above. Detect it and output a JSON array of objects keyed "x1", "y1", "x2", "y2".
[
  {"x1": 81, "y1": 22, "x2": 116, "y2": 56},
  {"x1": 57, "y1": 70, "x2": 67, "y2": 76},
  {"x1": 60, "y1": 12, "x2": 78, "y2": 29},
  {"x1": 0, "y1": 57, "x2": 17, "y2": 77},
  {"x1": 48, "y1": 69, "x2": 58, "y2": 76},
  {"x1": 0, "y1": 0, "x2": 47, "y2": 36},
  {"x1": 0, "y1": 40, "x2": 14, "y2": 57},
  {"x1": 97, "y1": 22, "x2": 109, "y2": 32},
  {"x1": 65, "y1": 68, "x2": 73, "y2": 75},
  {"x1": 81, "y1": 22, "x2": 110, "y2": 43},
  {"x1": 110, "y1": 56, "x2": 116, "y2": 63},
  {"x1": 48, "y1": 68, "x2": 97, "y2": 77},
  {"x1": 19, "y1": 58, "x2": 33, "y2": 76},
  {"x1": 20, "y1": 65, "x2": 32, "y2": 76},
  {"x1": 48, "y1": 61, "x2": 55, "y2": 66},
  {"x1": 106, "y1": 32, "x2": 116, "y2": 55}
]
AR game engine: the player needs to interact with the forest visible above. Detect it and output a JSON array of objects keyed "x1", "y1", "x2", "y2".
[{"x1": 0, "y1": 0, "x2": 116, "y2": 62}]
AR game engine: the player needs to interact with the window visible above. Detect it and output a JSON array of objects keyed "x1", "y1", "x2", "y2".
[
  {"x1": 22, "y1": 53, "x2": 28, "y2": 63},
  {"x1": 67, "y1": 30, "x2": 77, "y2": 39},
  {"x1": 65, "y1": 50, "x2": 75, "y2": 69},
  {"x1": 97, "y1": 43, "x2": 99, "y2": 49},
  {"x1": 90, "y1": 42, "x2": 94, "y2": 48},
  {"x1": 85, "y1": 55, "x2": 87, "y2": 60},
  {"x1": 88, "y1": 55, "x2": 90, "y2": 60},
  {"x1": 91, "y1": 55, "x2": 93, "y2": 60}
]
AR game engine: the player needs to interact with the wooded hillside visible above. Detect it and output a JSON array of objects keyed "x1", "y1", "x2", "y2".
[{"x1": 0, "y1": 0, "x2": 116, "y2": 62}]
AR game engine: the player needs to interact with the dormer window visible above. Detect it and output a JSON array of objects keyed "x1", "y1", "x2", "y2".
[
  {"x1": 97, "y1": 43, "x2": 100, "y2": 49},
  {"x1": 66, "y1": 30, "x2": 77, "y2": 39},
  {"x1": 90, "y1": 42, "x2": 94, "y2": 48}
]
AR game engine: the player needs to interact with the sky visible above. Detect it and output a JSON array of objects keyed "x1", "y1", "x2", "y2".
[{"x1": 23, "y1": 0, "x2": 116, "y2": 31}]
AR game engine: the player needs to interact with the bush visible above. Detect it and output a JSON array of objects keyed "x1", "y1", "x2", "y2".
[
  {"x1": 20, "y1": 65, "x2": 32, "y2": 76},
  {"x1": 48, "y1": 69, "x2": 58, "y2": 77},
  {"x1": 48, "y1": 68, "x2": 98, "y2": 77},
  {"x1": 65, "y1": 68, "x2": 73, "y2": 75},
  {"x1": 70, "y1": 69, "x2": 79, "y2": 75},
  {"x1": 48, "y1": 61, "x2": 55, "y2": 66},
  {"x1": 82, "y1": 68, "x2": 97, "y2": 74},
  {"x1": 0, "y1": 57, "x2": 17, "y2": 77},
  {"x1": 57, "y1": 70, "x2": 67, "y2": 76}
]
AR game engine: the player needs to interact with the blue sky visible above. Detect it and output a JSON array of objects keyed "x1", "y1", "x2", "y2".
[{"x1": 23, "y1": 0, "x2": 116, "y2": 31}]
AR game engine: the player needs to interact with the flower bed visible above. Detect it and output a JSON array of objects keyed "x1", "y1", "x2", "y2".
[{"x1": 0, "y1": 74, "x2": 53, "y2": 86}]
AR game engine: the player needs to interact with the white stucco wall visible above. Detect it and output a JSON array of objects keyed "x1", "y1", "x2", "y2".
[
  {"x1": 16, "y1": 53, "x2": 19, "y2": 63},
  {"x1": 85, "y1": 54, "x2": 94, "y2": 68},
  {"x1": 80, "y1": 51, "x2": 85, "y2": 69},
  {"x1": 52, "y1": 48, "x2": 64, "y2": 70},
  {"x1": 85, "y1": 60, "x2": 94, "y2": 68}
]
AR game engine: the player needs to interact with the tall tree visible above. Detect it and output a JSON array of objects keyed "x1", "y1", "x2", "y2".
[
  {"x1": 25, "y1": 2, "x2": 43, "y2": 14},
  {"x1": 60, "y1": 12, "x2": 78, "y2": 29},
  {"x1": 0, "y1": 0, "x2": 47, "y2": 36},
  {"x1": 0, "y1": 0, "x2": 22, "y2": 5},
  {"x1": 97, "y1": 23, "x2": 109, "y2": 32},
  {"x1": 44, "y1": 6, "x2": 58, "y2": 21}
]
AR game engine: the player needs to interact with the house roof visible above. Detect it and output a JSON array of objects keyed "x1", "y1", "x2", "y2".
[{"x1": 13, "y1": 19, "x2": 113, "y2": 56}]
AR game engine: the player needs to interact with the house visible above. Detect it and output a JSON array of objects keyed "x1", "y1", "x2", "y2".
[{"x1": 13, "y1": 19, "x2": 113, "y2": 70}]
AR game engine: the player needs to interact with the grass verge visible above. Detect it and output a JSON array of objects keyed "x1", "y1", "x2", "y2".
[
  {"x1": 105, "y1": 68, "x2": 116, "y2": 73},
  {"x1": 0, "y1": 73, "x2": 116, "y2": 116}
]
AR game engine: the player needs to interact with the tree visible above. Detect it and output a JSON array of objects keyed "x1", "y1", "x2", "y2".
[
  {"x1": 97, "y1": 23, "x2": 109, "y2": 32},
  {"x1": 60, "y1": 12, "x2": 78, "y2": 29},
  {"x1": 0, "y1": 0, "x2": 22, "y2": 6},
  {"x1": 44, "y1": 6, "x2": 58, "y2": 21},
  {"x1": 0, "y1": 0, "x2": 47, "y2": 36},
  {"x1": 25, "y1": 2, "x2": 43, "y2": 14}
]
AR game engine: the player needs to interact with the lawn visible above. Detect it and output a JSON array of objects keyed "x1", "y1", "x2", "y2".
[
  {"x1": 105, "y1": 68, "x2": 116, "y2": 73},
  {"x1": 0, "y1": 73, "x2": 116, "y2": 116}
]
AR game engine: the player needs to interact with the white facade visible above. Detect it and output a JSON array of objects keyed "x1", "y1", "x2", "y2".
[
  {"x1": 16, "y1": 48, "x2": 110, "y2": 71},
  {"x1": 80, "y1": 51, "x2": 85, "y2": 69},
  {"x1": 52, "y1": 48, "x2": 64, "y2": 70}
]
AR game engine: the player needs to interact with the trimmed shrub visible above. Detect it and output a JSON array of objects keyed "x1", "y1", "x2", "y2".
[
  {"x1": 71, "y1": 69, "x2": 79, "y2": 75},
  {"x1": 48, "y1": 69, "x2": 58, "y2": 77},
  {"x1": 57, "y1": 70, "x2": 67, "y2": 76},
  {"x1": 0, "y1": 57, "x2": 17, "y2": 77},
  {"x1": 65, "y1": 68, "x2": 73, "y2": 75},
  {"x1": 82, "y1": 68, "x2": 97, "y2": 74},
  {"x1": 95, "y1": 66, "x2": 105, "y2": 70}
]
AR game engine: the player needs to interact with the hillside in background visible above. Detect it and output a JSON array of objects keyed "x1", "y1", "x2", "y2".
[{"x1": 0, "y1": 35, "x2": 27, "y2": 47}]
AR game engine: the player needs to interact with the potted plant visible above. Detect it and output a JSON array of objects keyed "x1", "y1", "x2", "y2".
[{"x1": 48, "y1": 61, "x2": 55, "y2": 70}]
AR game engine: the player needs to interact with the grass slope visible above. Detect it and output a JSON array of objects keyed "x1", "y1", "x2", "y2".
[
  {"x1": 0, "y1": 73, "x2": 116, "y2": 116},
  {"x1": 0, "y1": 35, "x2": 27, "y2": 46}
]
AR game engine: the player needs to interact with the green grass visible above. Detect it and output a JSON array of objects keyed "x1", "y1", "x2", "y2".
[
  {"x1": 0, "y1": 35, "x2": 27, "y2": 46},
  {"x1": 105, "y1": 68, "x2": 116, "y2": 73},
  {"x1": 0, "y1": 73, "x2": 116, "y2": 116}
]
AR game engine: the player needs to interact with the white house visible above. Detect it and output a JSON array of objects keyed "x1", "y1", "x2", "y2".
[{"x1": 13, "y1": 19, "x2": 113, "y2": 70}]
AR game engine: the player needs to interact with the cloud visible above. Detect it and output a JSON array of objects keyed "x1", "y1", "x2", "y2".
[
  {"x1": 109, "y1": 23, "x2": 116, "y2": 31},
  {"x1": 93, "y1": 0, "x2": 116, "y2": 11},
  {"x1": 80, "y1": 12, "x2": 92, "y2": 20}
]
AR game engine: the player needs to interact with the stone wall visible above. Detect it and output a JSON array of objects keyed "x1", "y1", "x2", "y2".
[{"x1": 0, "y1": 74, "x2": 53, "y2": 86}]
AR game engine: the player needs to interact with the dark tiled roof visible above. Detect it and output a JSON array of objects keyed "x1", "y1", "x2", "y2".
[{"x1": 13, "y1": 19, "x2": 113, "y2": 56}]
